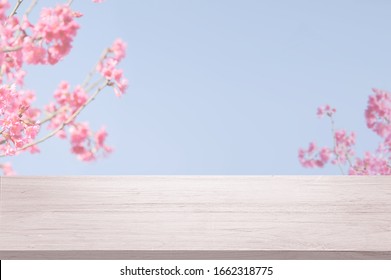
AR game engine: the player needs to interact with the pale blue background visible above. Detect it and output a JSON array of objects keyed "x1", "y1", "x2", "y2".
[{"x1": 9, "y1": 0, "x2": 391, "y2": 175}]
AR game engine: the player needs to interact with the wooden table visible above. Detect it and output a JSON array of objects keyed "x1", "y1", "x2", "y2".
[{"x1": 0, "y1": 176, "x2": 390, "y2": 259}]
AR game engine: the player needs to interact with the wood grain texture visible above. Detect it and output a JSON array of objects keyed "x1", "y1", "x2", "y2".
[{"x1": 0, "y1": 176, "x2": 391, "y2": 259}]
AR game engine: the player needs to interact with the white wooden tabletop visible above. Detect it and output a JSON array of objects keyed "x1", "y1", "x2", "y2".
[{"x1": 0, "y1": 176, "x2": 390, "y2": 259}]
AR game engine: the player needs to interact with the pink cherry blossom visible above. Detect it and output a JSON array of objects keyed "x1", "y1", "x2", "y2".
[
  {"x1": 349, "y1": 152, "x2": 391, "y2": 175},
  {"x1": 317, "y1": 105, "x2": 336, "y2": 118},
  {"x1": 95, "y1": 127, "x2": 112, "y2": 153},
  {"x1": 0, "y1": 162, "x2": 15, "y2": 175},
  {"x1": 298, "y1": 142, "x2": 331, "y2": 168},
  {"x1": 0, "y1": 0, "x2": 9, "y2": 21},
  {"x1": 68, "y1": 123, "x2": 112, "y2": 161},
  {"x1": 365, "y1": 88, "x2": 391, "y2": 138},
  {"x1": 46, "y1": 81, "x2": 90, "y2": 140},
  {"x1": 111, "y1": 39, "x2": 126, "y2": 61},
  {"x1": 70, "y1": 122, "x2": 90, "y2": 146},
  {"x1": 33, "y1": 4, "x2": 80, "y2": 64},
  {"x1": 332, "y1": 130, "x2": 356, "y2": 165},
  {"x1": 0, "y1": 85, "x2": 40, "y2": 156},
  {"x1": 96, "y1": 39, "x2": 128, "y2": 96}
]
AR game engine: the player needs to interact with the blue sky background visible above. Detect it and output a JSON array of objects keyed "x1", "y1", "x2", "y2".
[{"x1": 8, "y1": 0, "x2": 391, "y2": 175}]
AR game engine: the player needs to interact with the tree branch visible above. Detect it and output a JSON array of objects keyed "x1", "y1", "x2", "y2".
[
  {"x1": 9, "y1": 0, "x2": 24, "y2": 17},
  {"x1": 1, "y1": 45, "x2": 23, "y2": 53},
  {"x1": 82, "y1": 49, "x2": 109, "y2": 88},
  {"x1": 25, "y1": 0, "x2": 38, "y2": 18},
  {"x1": 38, "y1": 105, "x2": 68, "y2": 125},
  {"x1": 0, "y1": 80, "x2": 109, "y2": 157}
]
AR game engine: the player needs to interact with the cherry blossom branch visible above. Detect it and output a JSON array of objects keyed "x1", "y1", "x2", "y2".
[
  {"x1": 0, "y1": 78, "x2": 105, "y2": 147},
  {"x1": 300, "y1": 88, "x2": 391, "y2": 175},
  {"x1": 9, "y1": 0, "x2": 24, "y2": 17},
  {"x1": 329, "y1": 115, "x2": 345, "y2": 175},
  {"x1": 0, "y1": 43, "x2": 115, "y2": 153},
  {"x1": 1, "y1": 45, "x2": 23, "y2": 53},
  {"x1": 345, "y1": 152, "x2": 354, "y2": 169},
  {"x1": 82, "y1": 49, "x2": 109, "y2": 88},
  {"x1": 37, "y1": 76, "x2": 105, "y2": 127},
  {"x1": 1, "y1": 36, "x2": 43, "y2": 54},
  {"x1": 0, "y1": 1, "x2": 127, "y2": 173},
  {"x1": 37, "y1": 76, "x2": 104, "y2": 125},
  {"x1": 25, "y1": 0, "x2": 38, "y2": 18},
  {"x1": 39, "y1": 106, "x2": 68, "y2": 125},
  {"x1": 0, "y1": 80, "x2": 109, "y2": 157},
  {"x1": 85, "y1": 76, "x2": 106, "y2": 92}
]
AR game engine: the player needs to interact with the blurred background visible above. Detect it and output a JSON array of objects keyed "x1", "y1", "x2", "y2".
[{"x1": 9, "y1": 0, "x2": 391, "y2": 175}]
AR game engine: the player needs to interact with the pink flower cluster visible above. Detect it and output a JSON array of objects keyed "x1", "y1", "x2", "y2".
[
  {"x1": 0, "y1": 4, "x2": 81, "y2": 88},
  {"x1": 24, "y1": 4, "x2": 81, "y2": 65},
  {"x1": 97, "y1": 39, "x2": 128, "y2": 96},
  {"x1": 0, "y1": 0, "x2": 9, "y2": 21},
  {"x1": 300, "y1": 88, "x2": 391, "y2": 175},
  {"x1": 365, "y1": 88, "x2": 391, "y2": 138},
  {"x1": 0, "y1": 162, "x2": 15, "y2": 175},
  {"x1": 298, "y1": 142, "x2": 331, "y2": 168},
  {"x1": 45, "y1": 81, "x2": 112, "y2": 161},
  {"x1": 317, "y1": 104, "x2": 336, "y2": 118},
  {"x1": 0, "y1": 16, "x2": 26, "y2": 86},
  {"x1": 298, "y1": 129, "x2": 355, "y2": 168},
  {"x1": 69, "y1": 123, "x2": 112, "y2": 161},
  {"x1": 45, "y1": 81, "x2": 88, "y2": 136},
  {"x1": 349, "y1": 152, "x2": 391, "y2": 175},
  {"x1": 0, "y1": 85, "x2": 40, "y2": 156},
  {"x1": 333, "y1": 130, "x2": 356, "y2": 165}
]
